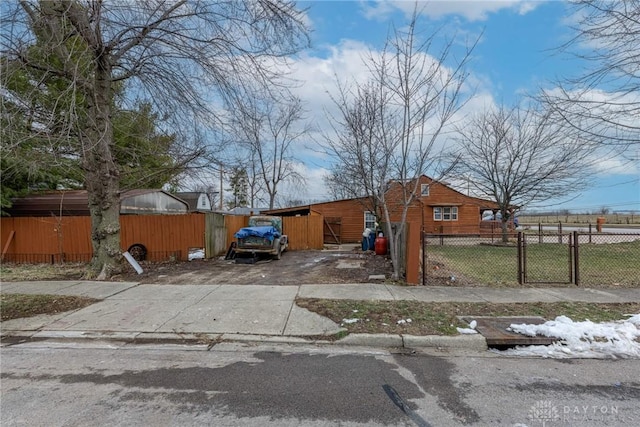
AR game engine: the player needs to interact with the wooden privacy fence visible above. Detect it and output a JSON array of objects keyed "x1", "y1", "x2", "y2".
[
  {"x1": 222, "y1": 214, "x2": 324, "y2": 252},
  {"x1": 223, "y1": 215, "x2": 249, "y2": 251},
  {"x1": 1, "y1": 212, "x2": 325, "y2": 264},
  {"x1": 1, "y1": 216, "x2": 93, "y2": 263},
  {"x1": 1, "y1": 214, "x2": 206, "y2": 262},
  {"x1": 283, "y1": 215, "x2": 324, "y2": 250}
]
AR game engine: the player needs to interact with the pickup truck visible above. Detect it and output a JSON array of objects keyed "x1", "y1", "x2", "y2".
[{"x1": 234, "y1": 215, "x2": 288, "y2": 260}]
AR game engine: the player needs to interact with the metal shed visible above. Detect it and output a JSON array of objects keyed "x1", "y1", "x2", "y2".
[{"x1": 6, "y1": 189, "x2": 188, "y2": 216}]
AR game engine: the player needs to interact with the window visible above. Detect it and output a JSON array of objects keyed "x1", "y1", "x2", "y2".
[
  {"x1": 420, "y1": 184, "x2": 430, "y2": 197},
  {"x1": 433, "y1": 207, "x2": 458, "y2": 221},
  {"x1": 364, "y1": 211, "x2": 376, "y2": 230}
]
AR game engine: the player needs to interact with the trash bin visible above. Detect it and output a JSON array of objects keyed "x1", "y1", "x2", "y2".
[
  {"x1": 375, "y1": 234, "x2": 388, "y2": 255},
  {"x1": 362, "y1": 228, "x2": 373, "y2": 251},
  {"x1": 368, "y1": 232, "x2": 376, "y2": 250}
]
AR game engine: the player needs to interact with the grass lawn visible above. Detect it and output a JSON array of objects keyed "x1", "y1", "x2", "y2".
[
  {"x1": 426, "y1": 240, "x2": 640, "y2": 287},
  {"x1": 296, "y1": 298, "x2": 640, "y2": 336},
  {"x1": 578, "y1": 241, "x2": 640, "y2": 286}
]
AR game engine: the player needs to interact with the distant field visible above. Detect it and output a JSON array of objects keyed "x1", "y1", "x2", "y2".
[{"x1": 519, "y1": 213, "x2": 640, "y2": 225}]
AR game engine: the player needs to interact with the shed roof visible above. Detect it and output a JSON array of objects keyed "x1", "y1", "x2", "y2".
[{"x1": 6, "y1": 189, "x2": 188, "y2": 217}]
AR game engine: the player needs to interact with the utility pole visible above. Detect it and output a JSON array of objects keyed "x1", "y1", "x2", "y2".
[{"x1": 219, "y1": 168, "x2": 224, "y2": 210}]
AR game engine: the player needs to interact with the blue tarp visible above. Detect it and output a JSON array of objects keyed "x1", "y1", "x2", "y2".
[{"x1": 234, "y1": 226, "x2": 280, "y2": 242}]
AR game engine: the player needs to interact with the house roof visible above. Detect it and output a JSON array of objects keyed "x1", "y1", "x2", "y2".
[
  {"x1": 263, "y1": 176, "x2": 500, "y2": 215},
  {"x1": 261, "y1": 205, "x2": 314, "y2": 216},
  {"x1": 174, "y1": 192, "x2": 208, "y2": 212},
  {"x1": 228, "y1": 207, "x2": 266, "y2": 215}
]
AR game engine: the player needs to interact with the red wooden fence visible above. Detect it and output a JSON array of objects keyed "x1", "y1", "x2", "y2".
[{"x1": 1, "y1": 212, "x2": 324, "y2": 263}]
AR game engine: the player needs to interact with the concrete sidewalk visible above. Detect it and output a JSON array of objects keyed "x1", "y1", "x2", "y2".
[{"x1": 2, "y1": 281, "x2": 639, "y2": 349}]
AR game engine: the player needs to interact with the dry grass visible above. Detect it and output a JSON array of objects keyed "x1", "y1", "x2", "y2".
[
  {"x1": 1, "y1": 293, "x2": 99, "y2": 321},
  {"x1": 296, "y1": 298, "x2": 640, "y2": 336},
  {"x1": 0, "y1": 263, "x2": 86, "y2": 282}
]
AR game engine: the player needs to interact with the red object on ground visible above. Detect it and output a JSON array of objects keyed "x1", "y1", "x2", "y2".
[{"x1": 375, "y1": 236, "x2": 388, "y2": 255}]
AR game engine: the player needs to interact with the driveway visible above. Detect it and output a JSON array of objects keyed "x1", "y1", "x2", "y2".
[{"x1": 118, "y1": 248, "x2": 392, "y2": 285}]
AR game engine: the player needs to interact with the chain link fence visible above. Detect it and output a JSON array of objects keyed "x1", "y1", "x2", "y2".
[{"x1": 424, "y1": 231, "x2": 640, "y2": 287}]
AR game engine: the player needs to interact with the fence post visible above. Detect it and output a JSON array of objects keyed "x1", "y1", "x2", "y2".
[
  {"x1": 538, "y1": 222, "x2": 543, "y2": 244},
  {"x1": 573, "y1": 231, "x2": 580, "y2": 286},
  {"x1": 517, "y1": 232, "x2": 524, "y2": 285},
  {"x1": 558, "y1": 221, "x2": 563, "y2": 244},
  {"x1": 422, "y1": 228, "x2": 426, "y2": 286},
  {"x1": 568, "y1": 232, "x2": 573, "y2": 284}
]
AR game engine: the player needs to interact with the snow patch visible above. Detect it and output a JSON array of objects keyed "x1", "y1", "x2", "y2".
[
  {"x1": 497, "y1": 314, "x2": 640, "y2": 359},
  {"x1": 188, "y1": 249, "x2": 204, "y2": 261},
  {"x1": 456, "y1": 327, "x2": 479, "y2": 335}
]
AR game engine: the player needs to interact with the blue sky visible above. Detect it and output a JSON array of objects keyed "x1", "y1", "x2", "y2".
[{"x1": 277, "y1": 0, "x2": 639, "y2": 213}]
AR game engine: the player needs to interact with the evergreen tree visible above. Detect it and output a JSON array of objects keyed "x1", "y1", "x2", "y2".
[{"x1": 227, "y1": 167, "x2": 249, "y2": 209}]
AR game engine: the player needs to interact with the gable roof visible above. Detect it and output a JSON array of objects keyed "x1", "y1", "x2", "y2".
[{"x1": 174, "y1": 192, "x2": 211, "y2": 212}]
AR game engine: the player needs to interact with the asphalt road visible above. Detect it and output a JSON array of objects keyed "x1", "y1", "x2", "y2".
[{"x1": 1, "y1": 341, "x2": 639, "y2": 426}]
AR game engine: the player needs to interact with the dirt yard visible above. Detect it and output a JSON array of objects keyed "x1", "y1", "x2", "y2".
[{"x1": 114, "y1": 247, "x2": 394, "y2": 285}]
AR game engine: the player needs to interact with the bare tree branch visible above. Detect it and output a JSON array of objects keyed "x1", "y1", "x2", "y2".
[
  {"x1": 1, "y1": 0, "x2": 309, "y2": 278},
  {"x1": 322, "y1": 5, "x2": 476, "y2": 280},
  {"x1": 540, "y1": 0, "x2": 640, "y2": 153},
  {"x1": 453, "y1": 101, "x2": 593, "y2": 241}
]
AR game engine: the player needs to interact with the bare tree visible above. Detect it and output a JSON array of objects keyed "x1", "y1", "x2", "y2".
[
  {"x1": 231, "y1": 94, "x2": 309, "y2": 209},
  {"x1": 540, "y1": 0, "x2": 640, "y2": 154},
  {"x1": 1, "y1": 1, "x2": 309, "y2": 278},
  {"x1": 323, "y1": 164, "x2": 368, "y2": 201},
  {"x1": 454, "y1": 102, "x2": 592, "y2": 242},
  {"x1": 324, "y1": 7, "x2": 476, "y2": 280}
]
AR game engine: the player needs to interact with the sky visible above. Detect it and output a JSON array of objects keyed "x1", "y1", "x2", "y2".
[{"x1": 272, "y1": 0, "x2": 639, "y2": 213}]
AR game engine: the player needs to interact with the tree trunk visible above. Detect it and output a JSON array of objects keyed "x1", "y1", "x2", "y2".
[
  {"x1": 389, "y1": 227, "x2": 401, "y2": 281},
  {"x1": 501, "y1": 218, "x2": 510, "y2": 243},
  {"x1": 85, "y1": 57, "x2": 121, "y2": 280}
]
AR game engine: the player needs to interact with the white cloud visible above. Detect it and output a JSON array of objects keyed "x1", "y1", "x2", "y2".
[
  {"x1": 592, "y1": 156, "x2": 639, "y2": 176},
  {"x1": 360, "y1": 0, "x2": 543, "y2": 22},
  {"x1": 278, "y1": 161, "x2": 331, "y2": 204},
  {"x1": 284, "y1": 37, "x2": 499, "y2": 202}
]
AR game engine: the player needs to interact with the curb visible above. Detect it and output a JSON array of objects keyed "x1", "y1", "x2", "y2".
[{"x1": 1, "y1": 330, "x2": 487, "y2": 351}]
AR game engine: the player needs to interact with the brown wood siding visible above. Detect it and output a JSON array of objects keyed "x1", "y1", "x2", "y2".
[
  {"x1": 309, "y1": 177, "x2": 496, "y2": 240},
  {"x1": 310, "y1": 199, "x2": 371, "y2": 243}
]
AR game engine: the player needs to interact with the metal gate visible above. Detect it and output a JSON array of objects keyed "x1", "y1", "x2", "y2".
[{"x1": 518, "y1": 232, "x2": 574, "y2": 284}]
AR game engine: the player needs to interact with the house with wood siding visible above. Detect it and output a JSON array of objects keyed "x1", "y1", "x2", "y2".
[{"x1": 264, "y1": 176, "x2": 500, "y2": 244}]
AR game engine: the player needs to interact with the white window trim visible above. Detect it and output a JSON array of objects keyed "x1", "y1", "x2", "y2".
[
  {"x1": 433, "y1": 206, "x2": 458, "y2": 221},
  {"x1": 364, "y1": 211, "x2": 376, "y2": 229},
  {"x1": 420, "y1": 184, "x2": 430, "y2": 197}
]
